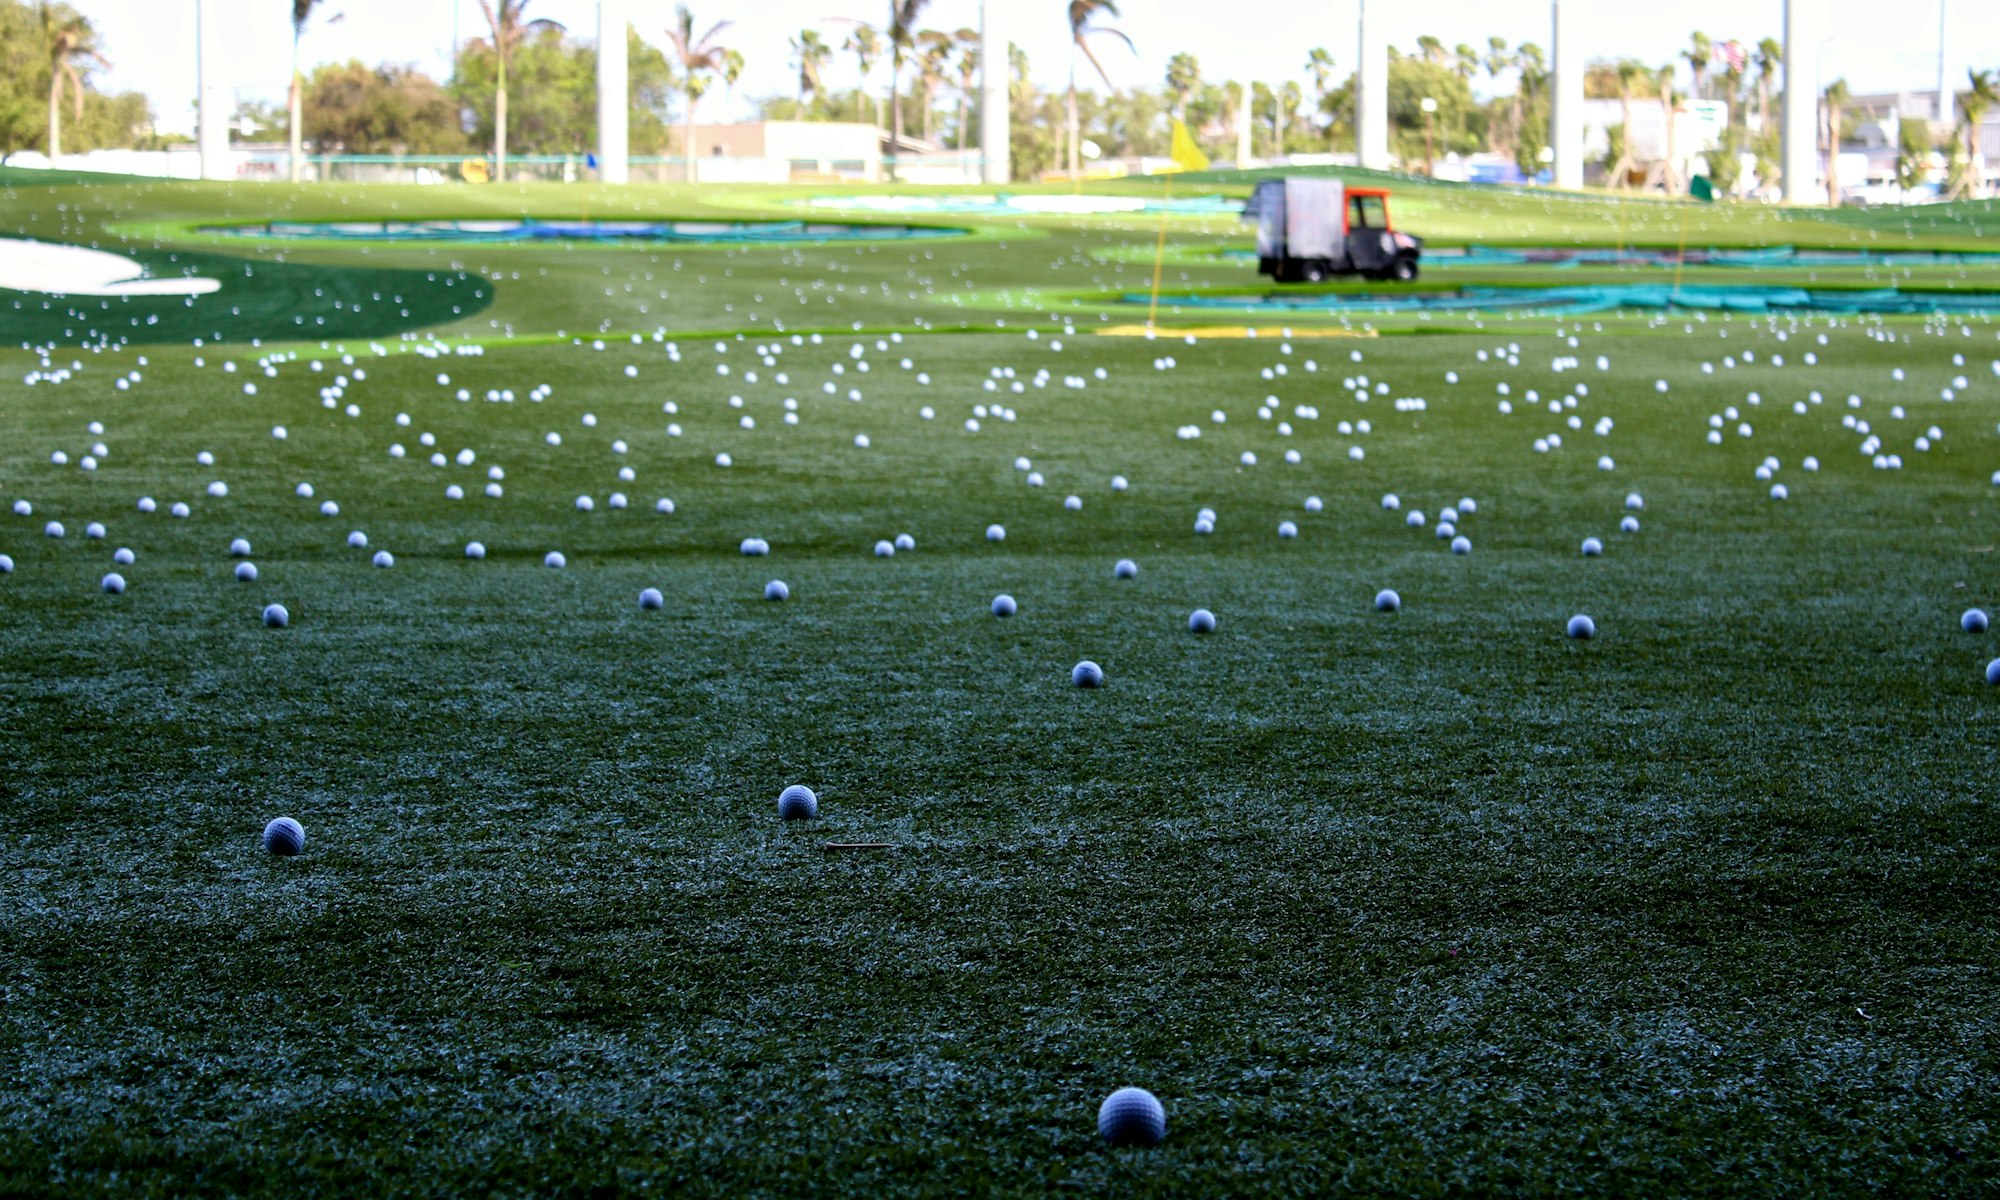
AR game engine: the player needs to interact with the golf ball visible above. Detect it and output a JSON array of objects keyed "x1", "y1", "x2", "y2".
[
  {"x1": 1071, "y1": 660, "x2": 1104, "y2": 688},
  {"x1": 1277, "y1": 521, "x2": 1298, "y2": 539},
  {"x1": 544, "y1": 551, "x2": 566, "y2": 569},
  {"x1": 235, "y1": 562, "x2": 258, "y2": 582},
  {"x1": 372, "y1": 551, "x2": 394, "y2": 569},
  {"x1": 347, "y1": 531, "x2": 367, "y2": 549},
  {"x1": 639, "y1": 587, "x2": 664, "y2": 610},
  {"x1": 1114, "y1": 559, "x2": 1138, "y2": 579},
  {"x1": 101, "y1": 572, "x2": 125, "y2": 594},
  {"x1": 262, "y1": 603, "x2": 289, "y2": 628},
  {"x1": 894, "y1": 533, "x2": 916, "y2": 552},
  {"x1": 1450, "y1": 536, "x2": 1471, "y2": 555},
  {"x1": 1988, "y1": 658, "x2": 2000, "y2": 685},
  {"x1": 1581, "y1": 537, "x2": 1603, "y2": 557},
  {"x1": 44, "y1": 521, "x2": 63, "y2": 539},
  {"x1": 0, "y1": 554, "x2": 11, "y2": 574},
  {"x1": 1620, "y1": 517, "x2": 1640, "y2": 534},
  {"x1": 465, "y1": 542, "x2": 486, "y2": 559},
  {"x1": 1374, "y1": 589, "x2": 1401, "y2": 612},
  {"x1": 777, "y1": 784, "x2": 818, "y2": 820},
  {"x1": 1567, "y1": 614, "x2": 1596, "y2": 640},
  {"x1": 113, "y1": 548, "x2": 134, "y2": 565},
  {"x1": 1097, "y1": 1087, "x2": 1166, "y2": 1148},
  {"x1": 985, "y1": 524, "x2": 1006, "y2": 542},
  {"x1": 1189, "y1": 608, "x2": 1216, "y2": 634},
  {"x1": 765, "y1": 580, "x2": 789, "y2": 601},
  {"x1": 229, "y1": 537, "x2": 252, "y2": 557},
  {"x1": 992, "y1": 593, "x2": 1016, "y2": 617},
  {"x1": 1963, "y1": 608, "x2": 1990, "y2": 634},
  {"x1": 874, "y1": 540, "x2": 895, "y2": 557},
  {"x1": 262, "y1": 817, "x2": 305, "y2": 856}
]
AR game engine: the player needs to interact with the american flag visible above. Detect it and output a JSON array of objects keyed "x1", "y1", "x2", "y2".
[{"x1": 1715, "y1": 40, "x2": 1748, "y2": 72}]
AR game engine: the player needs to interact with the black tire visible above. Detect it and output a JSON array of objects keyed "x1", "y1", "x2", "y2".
[{"x1": 1390, "y1": 255, "x2": 1419, "y2": 283}]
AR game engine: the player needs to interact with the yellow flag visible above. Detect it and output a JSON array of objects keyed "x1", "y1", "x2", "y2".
[{"x1": 1169, "y1": 120, "x2": 1210, "y2": 173}]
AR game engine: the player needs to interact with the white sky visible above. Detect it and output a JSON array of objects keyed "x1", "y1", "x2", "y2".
[{"x1": 87, "y1": 0, "x2": 1995, "y2": 136}]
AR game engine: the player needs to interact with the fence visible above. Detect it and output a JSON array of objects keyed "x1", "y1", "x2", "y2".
[{"x1": 227, "y1": 151, "x2": 988, "y2": 187}]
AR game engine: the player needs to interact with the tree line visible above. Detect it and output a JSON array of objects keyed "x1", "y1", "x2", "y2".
[{"x1": 0, "y1": 0, "x2": 172, "y2": 162}]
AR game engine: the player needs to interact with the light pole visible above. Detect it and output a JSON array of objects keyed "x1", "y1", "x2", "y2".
[{"x1": 1420, "y1": 97, "x2": 1438, "y2": 176}]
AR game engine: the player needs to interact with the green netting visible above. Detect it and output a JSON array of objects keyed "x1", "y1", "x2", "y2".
[
  {"x1": 199, "y1": 219, "x2": 967, "y2": 244},
  {"x1": 1137, "y1": 284, "x2": 2000, "y2": 316}
]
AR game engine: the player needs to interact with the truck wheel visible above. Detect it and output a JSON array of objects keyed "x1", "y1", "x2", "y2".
[{"x1": 1391, "y1": 256, "x2": 1419, "y2": 283}]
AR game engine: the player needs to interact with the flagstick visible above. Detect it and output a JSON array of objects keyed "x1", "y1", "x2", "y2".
[{"x1": 1146, "y1": 169, "x2": 1173, "y2": 331}]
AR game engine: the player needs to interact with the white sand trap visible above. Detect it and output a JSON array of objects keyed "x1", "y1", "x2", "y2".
[{"x1": 0, "y1": 238, "x2": 221, "y2": 297}]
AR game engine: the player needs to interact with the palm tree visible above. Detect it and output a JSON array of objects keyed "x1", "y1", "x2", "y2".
[
  {"x1": 1823, "y1": 77, "x2": 1850, "y2": 205},
  {"x1": 477, "y1": 0, "x2": 564, "y2": 183},
  {"x1": 916, "y1": 29, "x2": 953, "y2": 143},
  {"x1": 1453, "y1": 43, "x2": 1478, "y2": 83},
  {"x1": 1066, "y1": 0, "x2": 1133, "y2": 178},
  {"x1": 1483, "y1": 37, "x2": 1510, "y2": 96},
  {"x1": 1304, "y1": 48, "x2": 1334, "y2": 147},
  {"x1": 884, "y1": 0, "x2": 932, "y2": 174},
  {"x1": 288, "y1": 0, "x2": 341, "y2": 183},
  {"x1": 1165, "y1": 52, "x2": 1199, "y2": 120},
  {"x1": 791, "y1": 28, "x2": 831, "y2": 112},
  {"x1": 843, "y1": 24, "x2": 882, "y2": 126},
  {"x1": 666, "y1": 5, "x2": 732, "y2": 183},
  {"x1": 1415, "y1": 35, "x2": 1447, "y2": 68},
  {"x1": 1957, "y1": 69, "x2": 1999, "y2": 199},
  {"x1": 1607, "y1": 60, "x2": 1651, "y2": 188},
  {"x1": 1657, "y1": 62, "x2": 1681, "y2": 195},
  {"x1": 40, "y1": 3, "x2": 103, "y2": 162},
  {"x1": 952, "y1": 27, "x2": 978, "y2": 152},
  {"x1": 1684, "y1": 31, "x2": 1712, "y2": 102},
  {"x1": 1752, "y1": 38, "x2": 1781, "y2": 133}
]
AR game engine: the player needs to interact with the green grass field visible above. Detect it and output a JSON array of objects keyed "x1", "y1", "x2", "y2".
[{"x1": 2, "y1": 172, "x2": 1998, "y2": 1195}]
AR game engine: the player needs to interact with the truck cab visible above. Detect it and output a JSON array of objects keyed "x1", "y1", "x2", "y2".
[{"x1": 1244, "y1": 178, "x2": 1423, "y2": 283}]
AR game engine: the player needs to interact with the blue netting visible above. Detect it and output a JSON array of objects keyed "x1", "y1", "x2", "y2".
[
  {"x1": 1137, "y1": 284, "x2": 2000, "y2": 315},
  {"x1": 204, "y1": 219, "x2": 967, "y2": 244},
  {"x1": 1222, "y1": 244, "x2": 2000, "y2": 268}
]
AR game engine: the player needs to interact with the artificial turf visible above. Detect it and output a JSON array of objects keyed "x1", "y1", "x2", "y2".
[{"x1": 1, "y1": 173, "x2": 1997, "y2": 1195}]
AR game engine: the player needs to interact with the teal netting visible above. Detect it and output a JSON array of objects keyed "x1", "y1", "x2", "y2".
[
  {"x1": 1138, "y1": 284, "x2": 2000, "y2": 315},
  {"x1": 202, "y1": 219, "x2": 966, "y2": 244}
]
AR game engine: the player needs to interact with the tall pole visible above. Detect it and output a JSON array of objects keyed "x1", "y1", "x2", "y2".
[
  {"x1": 1356, "y1": 0, "x2": 1388, "y2": 170},
  {"x1": 1237, "y1": 82, "x2": 1253, "y2": 166},
  {"x1": 596, "y1": 0, "x2": 629, "y2": 184},
  {"x1": 979, "y1": 0, "x2": 1009, "y2": 184},
  {"x1": 196, "y1": 0, "x2": 228, "y2": 180},
  {"x1": 1550, "y1": 0, "x2": 1584, "y2": 189},
  {"x1": 1781, "y1": 0, "x2": 1817, "y2": 204},
  {"x1": 1936, "y1": 0, "x2": 1949, "y2": 123}
]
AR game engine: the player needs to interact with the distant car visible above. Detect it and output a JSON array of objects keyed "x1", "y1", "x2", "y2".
[{"x1": 1243, "y1": 178, "x2": 1423, "y2": 283}]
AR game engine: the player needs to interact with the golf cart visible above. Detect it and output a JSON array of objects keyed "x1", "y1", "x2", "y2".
[{"x1": 1244, "y1": 178, "x2": 1423, "y2": 283}]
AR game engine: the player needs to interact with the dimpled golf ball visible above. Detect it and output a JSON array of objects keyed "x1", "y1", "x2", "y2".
[
  {"x1": 874, "y1": 540, "x2": 895, "y2": 557},
  {"x1": 1620, "y1": 516, "x2": 1640, "y2": 534},
  {"x1": 894, "y1": 533, "x2": 916, "y2": 552},
  {"x1": 229, "y1": 537, "x2": 251, "y2": 557},
  {"x1": 1375, "y1": 589, "x2": 1401, "y2": 612},
  {"x1": 101, "y1": 572, "x2": 125, "y2": 594},
  {"x1": 639, "y1": 587, "x2": 664, "y2": 610},
  {"x1": 1625, "y1": 493, "x2": 1644, "y2": 510},
  {"x1": 1114, "y1": 558, "x2": 1138, "y2": 579},
  {"x1": 544, "y1": 551, "x2": 566, "y2": 569},
  {"x1": 1581, "y1": 537, "x2": 1603, "y2": 557},
  {"x1": 0, "y1": 554, "x2": 13, "y2": 574},
  {"x1": 777, "y1": 784, "x2": 818, "y2": 820},
  {"x1": 235, "y1": 562, "x2": 257, "y2": 582},
  {"x1": 1382, "y1": 493, "x2": 1401, "y2": 511},
  {"x1": 1097, "y1": 1087, "x2": 1166, "y2": 1148},
  {"x1": 262, "y1": 603, "x2": 289, "y2": 628},
  {"x1": 1567, "y1": 614, "x2": 1596, "y2": 640},
  {"x1": 1450, "y1": 536, "x2": 1471, "y2": 555},
  {"x1": 1277, "y1": 521, "x2": 1298, "y2": 539},
  {"x1": 1071, "y1": 660, "x2": 1104, "y2": 688},
  {"x1": 765, "y1": 579, "x2": 789, "y2": 601},
  {"x1": 992, "y1": 593, "x2": 1017, "y2": 617},
  {"x1": 1964, "y1": 608, "x2": 1990, "y2": 634},
  {"x1": 113, "y1": 548, "x2": 135, "y2": 565},
  {"x1": 1189, "y1": 608, "x2": 1216, "y2": 634},
  {"x1": 1988, "y1": 658, "x2": 2000, "y2": 685},
  {"x1": 137, "y1": 497, "x2": 155, "y2": 513},
  {"x1": 1305, "y1": 496, "x2": 1323, "y2": 513},
  {"x1": 262, "y1": 817, "x2": 305, "y2": 856},
  {"x1": 347, "y1": 530, "x2": 367, "y2": 549},
  {"x1": 84, "y1": 522, "x2": 105, "y2": 540},
  {"x1": 372, "y1": 550, "x2": 394, "y2": 569},
  {"x1": 986, "y1": 524, "x2": 1006, "y2": 542},
  {"x1": 465, "y1": 541, "x2": 486, "y2": 560},
  {"x1": 45, "y1": 521, "x2": 63, "y2": 539}
]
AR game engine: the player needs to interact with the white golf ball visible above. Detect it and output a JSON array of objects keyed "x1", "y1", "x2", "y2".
[
  {"x1": 1770, "y1": 483, "x2": 1788, "y2": 500},
  {"x1": 1581, "y1": 537, "x2": 1603, "y2": 557},
  {"x1": 320, "y1": 501, "x2": 339, "y2": 517},
  {"x1": 986, "y1": 524, "x2": 1006, "y2": 542},
  {"x1": 1381, "y1": 493, "x2": 1401, "y2": 511},
  {"x1": 544, "y1": 551, "x2": 566, "y2": 569},
  {"x1": 11, "y1": 500, "x2": 30, "y2": 516},
  {"x1": 1189, "y1": 608, "x2": 1216, "y2": 634},
  {"x1": 1450, "y1": 536, "x2": 1471, "y2": 555},
  {"x1": 1071, "y1": 660, "x2": 1104, "y2": 688},
  {"x1": 777, "y1": 784, "x2": 818, "y2": 820},
  {"x1": 101, "y1": 572, "x2": 125, "y2": 594},
  {"x1": 262, "y1": 817, "x2": 305, "y2": 856},
  {"x1": 1194, "y1": 518, "x2": 1214, "y2": 535},
  {"x1": 0, "y1": 554, "x2": 11, "y2": 574},
  {"x1": 1374, "y1": 589, "x2": 1401, "y2": 612},
  {"x1": 44, "y1": 521, "x2": 64, "y2": 539},
  {"x1": 113, "y1": 548, "x2": 134, "y2": 565},
  {"x1": 874, "y1": 540, "x2": 895, "y2": 558},
  {"x1": 1114, "y1": 559, "x2": 1137, "y2": 579},
  {"x1": 1988, "y1": 658, "x2": 2000, "y2": 685},
  {"x1": 895, "y1": 533, "x2": 915, "y2": 552},
  {"x1": 1567, "y1": 614, "x2": 1596, "y2": 640},
  {"x1": 171, "y1": 503, "x2": 191, "y2": 519},
  {"x1": 230, "y1": 538, "x2": 252, "y2": 557},
  {"x1": 1111, "y1": 476, "x2": 1128, "y2": 492},
  {"x1": 992, "y1": 593, "x2": 1017, "y2": 617},
  {"x1": 1277, "y1": 521, "x2": 1298, "y2": 539},
  {"x1": 1624, "y1": 493, "x2": 1644, "y2": 510},
  {"x1": 764, "y1": 579, "x2": 789, "y2": 601},
  {"x1": 1620, "y1": 516, "x2": 1640, "y2": 534},
  {"x1": 235, "y1": 562, "x2": 258, "y2": 582},
  {"x1": 465, "y1": 542, "x2": 486, "y2": 559},
  {"x1": 656, "y1": 498, "x2": 676, "y2": 514},
  {"x1": 639, "y1": 587, "x2": 664, "y2": 610},
  {"x1": 137, "y1": 497, "x2": 156, "y2": 513},
  {"x1": 262, "y1": 603, "x2": 289, "y2": 628},
  {"x1": 1097, "y1": 1087, "x2": 1166, "y2": 1148},
  {"x1": 1304, "y1": 496, "x2": 1323, "y2": 513},
  {"x1": 1963, "y1": 608, "x2": 1990, "y2": 634},
  {"x1": 576, "y1": 495, "x2": 595, "y2": 512},
  {"x1": 1406, "y1": 511, "x2": 1425, "y2": 528},
  {"x1": 372, "y1": 550, "x2": 394, "y2": 569},
  {"x1": 207, "y1": 481, "x2": 228, "y2": 498},
  {"x1": 1064, "y1": 495, "x2": 1082, "y2": 511}
]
